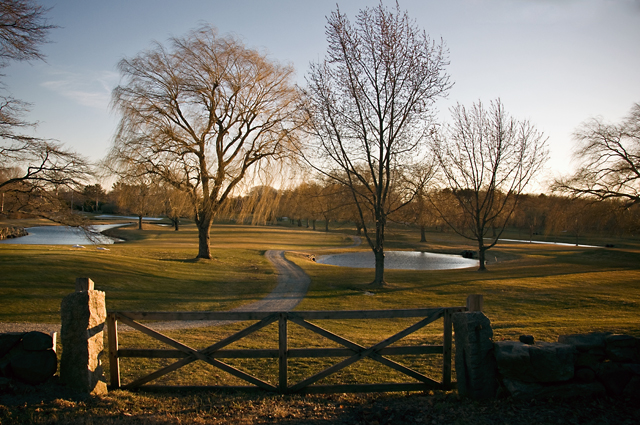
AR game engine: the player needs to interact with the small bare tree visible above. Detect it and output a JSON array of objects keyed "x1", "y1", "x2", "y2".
[
  {"x1": 431, "y1": 99, "x2": 548, "y2": 270},
  {"x1": 107, "y1": 25, "x2": 301, "y2": 258},
  {"x1": 302, "y1": 2, "x2": 451, "y2": 286},
  {"x1": 553, "y1": 103, "x2": 640, "y2": 207}
]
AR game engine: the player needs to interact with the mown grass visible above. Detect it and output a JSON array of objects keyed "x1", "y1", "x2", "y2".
[
  {"x1": 0, "y1": 221, "x2": 349, "y2": 322},
  {"x1": 2, "y1": 218, "x2": 640, "y2": 423}
]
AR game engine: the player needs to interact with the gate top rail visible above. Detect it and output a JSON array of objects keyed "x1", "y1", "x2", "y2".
[{"x1": 108, "y1": 306, "x2": 467, "y2": 321}]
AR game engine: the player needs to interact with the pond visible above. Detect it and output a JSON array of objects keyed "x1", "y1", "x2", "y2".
[
  {"x1": 0, "y1": 224, "x2": 128, "y2": 245},
  {"x1": 316, "y1": 250, "x2": 478, "y2": 270}
]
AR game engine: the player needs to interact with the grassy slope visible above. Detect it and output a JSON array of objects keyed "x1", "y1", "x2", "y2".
[
  {"x1": 0, "y1": 221, "x2": 349, "y2": 322},
  {"x1": 1, "y1": 219, "x2": 640, "y2": 423}
]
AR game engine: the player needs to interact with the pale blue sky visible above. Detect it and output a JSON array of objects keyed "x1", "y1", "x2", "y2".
[{"x1": 4, "y1": 0, "x2": 640, "y2": 189}]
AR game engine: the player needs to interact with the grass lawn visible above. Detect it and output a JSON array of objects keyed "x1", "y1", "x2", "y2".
[{"x1": 1, "y1": 217, "x2": 640, "y2": 423}]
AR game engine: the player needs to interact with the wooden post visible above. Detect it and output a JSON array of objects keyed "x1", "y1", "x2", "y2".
[
  {"x1": 75, "y1": 277, "x2": 94, "y2": 292},
  {"x1": 107, "y1": 313, "x2": 120, "y2": 389},
  {"x1": 278, "y1": 313, "x2": 288, "y2": 393},
  {"x1": 442, "y1": 309, "x2": 452, "y2": 389},
  {"x1": 466, "y1": 294, "x2": 484, "y2": 312}
]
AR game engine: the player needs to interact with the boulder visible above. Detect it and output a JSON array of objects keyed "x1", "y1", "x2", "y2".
[
  {"x1": 494, "y1": 341, "x2": 575, "y2": 383},
  {"x1": 559, "y1": 333, "x2": 608, "y2": 365},
  {"x1": 503, "y1": 378, "x2": 606, "y2": 399},
  {"x1": 575, "y1": 366, "x2": 596, "y2": 383},
  {"x1": 519, "y1": 335, "x2": 535, "y2": 345},
  {"x1": 558, "y1": 332, "x2": 610, "y2": 353},
  {"x1": 623, "y1": 376, "x2": 640, "y2": 399},
  {"x1": 9, "y1": 348, "x2": 57, "y2": 384},
  {"x1": 22, "y1": 331, "x2": 54, "y2": 351},
  {"x1": 452, "y1": 311, "x2": 497, "y2": 399},
  {"x1": 0, "y1": 333, "x2": 24, "y2": 358},
  {"x1": 605, "y1": 334, "x2": 638, "y2": 363},
  {"x1": 596, "y1": 362, "x2": 633, "y2": 396}
]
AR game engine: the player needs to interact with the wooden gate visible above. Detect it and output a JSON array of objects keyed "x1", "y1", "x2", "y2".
[{"x1": 107, "y1": 303, "x2": 475, "y2": 393}]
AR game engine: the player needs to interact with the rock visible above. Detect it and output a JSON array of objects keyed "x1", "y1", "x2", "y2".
[
  {"x1": 9, "y1": 348, "x2": 57, "y2": 384},
  {"x1": 558, "y1": 332, "x2": 610, "y2": 352},
  {"x1": 0, "y1": 333, "x2": 24, "y2": 358},
  {"x1": 596, "y1": 362, "x2": 633, "y2": 396},
  {"x1": 576, "y1": 352, "x2": 605, "y2": 368},
  {"x1": 494, "y1": 341, "x2": 575, "y2": 383},
  {"x1": 452, "y1": 311, "x2": 497, "y2": 399},
  {"x1": 0, "y1": 356, "x2": 12, "y2": 377},
  {"x1": 575, "y1": 367, "x2": 596, "y2": 383},
  {"x1": 623, "y1": 375, "x2": 640, "y2": 399},
  {"x1": 22, "y1": 331, "x2": 54, "y2": 351},
  {"x1": 605, "y1": 334, "x2": 638, "y2": 362},
  {"x1": 519, "y1": 335, "x2": 535, "y2": 345},
  {"x1": 503, "y1": 378, "x2": 606, "y2": 399},
  {"x1": 461, "y1": 250, "x2": 476, "y2": 259},
  {"x1": 60, "y1": 290, "x2": 108, "y2": 396}
]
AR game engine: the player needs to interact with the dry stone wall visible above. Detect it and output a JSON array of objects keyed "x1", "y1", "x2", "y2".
[{"x1": 453, "y1": 312, "x2": 640, "y2": 400}]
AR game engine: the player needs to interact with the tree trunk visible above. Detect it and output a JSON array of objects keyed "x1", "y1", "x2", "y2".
[
  {"x1": 420, "y1": 225, "x2": 426, "y2": 242},
  {"x1": 306, "y1": 219, "x2": 309, "y2": 228},
  {"x1": 138, "y1": 215, "x2": 143, "y2": 230},
  {"x1": 297, "y1": 219, "x2": 302, "y2": 227},
  {"x1": 371, "y1": 248, "x2": 385, "y2": 287},
  {"x1": 312, "y1": 219, "x2": 316, "y2": 231},
  {"x1": 173, "y1": 218, "x2": 179, "y2": 231},
  {"x1": 356, "y1": 223, "x2": 362, "y2": 235},
  {"x1": 478, "y1": 246, "x2": 487, "y2": 271},
  {"x1": 196, "y1": 214, "x2": 213, "y2": 259},
  {"x1": 324, "y1": 220, "x2": 329, "y2": 232}
]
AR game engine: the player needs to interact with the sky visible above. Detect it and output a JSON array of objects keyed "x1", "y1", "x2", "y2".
[{"x1": 3, "y1": 0, "x2": 640, "y2": 191}]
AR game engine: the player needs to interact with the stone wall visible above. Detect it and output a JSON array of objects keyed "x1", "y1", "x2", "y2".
[
  {"x1": 453, "y1": 312, "x2": 640, "y2": 400},
  {"x1": 0, "y1": 331, "x2": 57, "y2": 388}
]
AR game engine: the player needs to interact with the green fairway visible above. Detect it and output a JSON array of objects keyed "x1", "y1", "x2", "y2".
[
  {"x1": 1, "y1": 217, "x2": 640, "y2": 394},
  {"x1": 1, "y1": 219, "x2": 639, "y2": 342},
  {"x1": 0, "y1": 221, "x2": 350, "y2": 322}
]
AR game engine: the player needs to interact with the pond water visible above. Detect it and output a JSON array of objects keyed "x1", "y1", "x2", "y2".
[
  {"x1": 316, "y1": 251, "x2": 478, "y2": 270},
  {"x1": 0, "y1": 224, "x2": 128, "y2": 245}
]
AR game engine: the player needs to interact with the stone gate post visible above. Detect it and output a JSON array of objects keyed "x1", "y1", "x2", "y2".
[
  {"x1": 452, "y1": 295, "x2": 497, "y2": 399},
  {"x1": 60, "y1": 277, "x2": 108, "y2": 395}
]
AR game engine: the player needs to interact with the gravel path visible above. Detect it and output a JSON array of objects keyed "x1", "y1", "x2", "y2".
[{"x1": 0, "y1": 249, "x2": 311, "y2": 334}]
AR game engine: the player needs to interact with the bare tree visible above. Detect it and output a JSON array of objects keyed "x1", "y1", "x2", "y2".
[
  {"x1": 111, "y1": 179, "x2": 162, "y2": 230},
  {"x1": 553, "y1": 103, "x2": 640, "y2": 207},
  {"x1": 302, "y1": 2, "x2": 451, "y2": 286},
  {"x1": 0, "y1": 1, "x2": 90, "y2": 219},
  {"x1": 107, "y1": 25, "x2": 301, "y2": 258},
  {"x1": 431, "y1": 99, "x2": 548, "y2": 270}
]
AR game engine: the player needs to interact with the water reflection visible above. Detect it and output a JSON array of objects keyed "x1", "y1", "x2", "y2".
[
  {"x1": 316, "y1": 250, "x2": 477, "y2": 270},
  {"x1": 0, "y1": 224, "x2": 128, "y2": 245}
]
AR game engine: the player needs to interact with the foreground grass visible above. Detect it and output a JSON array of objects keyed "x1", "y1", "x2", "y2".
[{"x1": 1, "y1": 383, "x2": 639, "y2": 424}]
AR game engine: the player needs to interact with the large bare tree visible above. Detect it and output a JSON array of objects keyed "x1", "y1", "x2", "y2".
[
  {"x1": 107, "y1": 25, "x2": 300, "y2": 258},
  {"x1": 431, "y1": 99, "x2": 548, "y2": 270},
  {"x1": 553, "y1": 102, "x2": 640, "y2": 207},
  {"x1": 0, "y1": 0, "x2": 90, "y2": 220},
  {"x1": 302, "y1": 2, "x2": 451, "y2": 286}
]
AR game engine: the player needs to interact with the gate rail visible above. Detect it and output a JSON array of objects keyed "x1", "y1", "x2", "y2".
[{"x1": 107, "y1": 301, "x2": 479, "y2": 393}]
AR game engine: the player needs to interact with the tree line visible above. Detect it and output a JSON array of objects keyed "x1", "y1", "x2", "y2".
[{"x1": 1, "y1": 1, "x2": 639, "y2": 285}]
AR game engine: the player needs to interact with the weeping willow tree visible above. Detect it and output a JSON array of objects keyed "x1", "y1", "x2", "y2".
[{"x1": 107, "y1": 25, "x2": 301, "y2": 259}]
